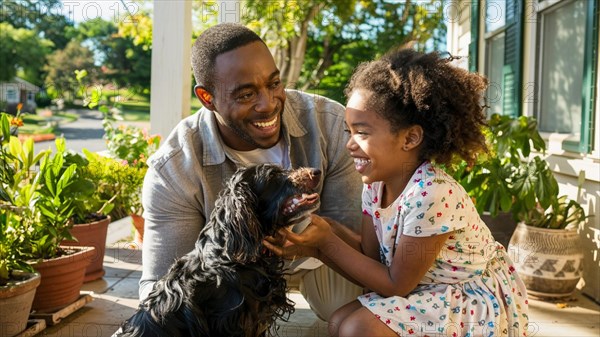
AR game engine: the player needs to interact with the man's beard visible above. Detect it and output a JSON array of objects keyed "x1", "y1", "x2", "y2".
[{"x1": 225, "y1": 111, "x2": 282, "y2": 149}]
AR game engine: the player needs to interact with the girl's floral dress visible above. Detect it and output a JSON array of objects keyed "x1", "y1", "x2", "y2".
[{"x1": 358, "y1": 161, "x2": 529, "y2": 337}]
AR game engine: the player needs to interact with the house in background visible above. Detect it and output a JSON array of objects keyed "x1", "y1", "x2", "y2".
[
  {"x1": 0, "y1": 77, "x2": 40, "y2": 114},
  {"x1": 446, "y1": 0, "x2": 599, "y2": 302}
]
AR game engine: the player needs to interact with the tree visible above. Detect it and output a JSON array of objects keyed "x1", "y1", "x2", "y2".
[
  {"x1": 44, "y1": 40, "x2": 98, "y2": 100},
  {"x1": 244, "y1": 0, "x2": 355, "y2": 88},
  {"x1": 0, "y1": 0, "x2": 75, "y2": 50},
  {"x1": 72, "y1": 18, "x2": 118, "y2": 64},
  {"x1": 101, "y1": 36, "x2": 151, "y2": 89},
  {"x1": 110, "y1": 8, "x2": 153, "y2": 89},
  {"x1": 243, "y1": 0, "x2": 446, "y2": 102},
  {"x1": 1, "y1": 0, "x2": 75, "y2": 85},
  {"x1": 117, "y1": 7, "x2": 153, "y2": 50},
  {"x1": 0, "y1": 23, "x2": 53, "y2": 83},
  {"x1": 69, "y1": 14, "x2": 152, "y2": 91}
]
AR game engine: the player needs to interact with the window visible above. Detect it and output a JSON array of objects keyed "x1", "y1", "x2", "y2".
[
  {"x1": 485, "y1": 31, "x2": 505, "y2": 116},
  {"x1": 6, "y1": 88, "x2": 17, "y2": 102},
  {"x1": 485, "y1": 0, "x2": 506, "y2": 33},
  {"x1": 483, "y1": 0, "x2": 514, "y2": 117},
  {"x1": 536, "y1": 0, "x2": 597, "y2": 153}
]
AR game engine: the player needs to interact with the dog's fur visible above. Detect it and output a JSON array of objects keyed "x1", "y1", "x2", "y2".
[{"x1": 117, "y1": 164, "x2": 321, "y2": 337}]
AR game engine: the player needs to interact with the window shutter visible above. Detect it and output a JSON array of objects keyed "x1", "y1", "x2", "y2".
[
  {"x1": 577, "y1": 0, "x2": 598, "y2": 153},
  {"x1": 502, "y1": 0, "x2": 524, "y2": 118},
  {"x1": 469, "y1": 0, "x2": 480, "y2": 72}
]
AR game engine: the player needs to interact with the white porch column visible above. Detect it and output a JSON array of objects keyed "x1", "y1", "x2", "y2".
[{"x1": 150, "y1": 1, "x2": 192, "y2": 139}]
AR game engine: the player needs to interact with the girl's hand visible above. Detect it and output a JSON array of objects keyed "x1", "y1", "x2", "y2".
[
  {"x1": 263, "y1": 234, "x2": 317, "y2": 260},
  {"x1": 282, "y1": 214, "x2": 333, "y2": 248},
  {"x1": 262, "y1": 214, "x2": 334, "y2": 259}
]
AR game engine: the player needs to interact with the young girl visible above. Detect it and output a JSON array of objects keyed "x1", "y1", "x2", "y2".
[{"x1": 264, "y1": 48, "x2": 529, "y2": 337}]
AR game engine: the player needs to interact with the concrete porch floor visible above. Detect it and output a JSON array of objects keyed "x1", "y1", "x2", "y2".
[{"x1": 40, "y1": 218, "x2": 600, "y2": 337}]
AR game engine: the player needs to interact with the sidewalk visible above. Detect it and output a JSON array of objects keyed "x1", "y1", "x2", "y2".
[
  {"x1": 40, "y1": 218, "x2": 600, "y2": 337},
  {"x1": 34, "y1": 108, "x2": 150, "y2": 154}
]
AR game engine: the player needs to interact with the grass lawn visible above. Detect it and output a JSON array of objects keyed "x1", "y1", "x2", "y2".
[
  {"x1": 116, "y1": 96, "x2": 203, "y2": 121},
  {"x1": 20, "y1": 91, "x2": 202, "y2": 133},
  {"x1": 19, "y1": 111, "x2": 79, "y2": 134}
]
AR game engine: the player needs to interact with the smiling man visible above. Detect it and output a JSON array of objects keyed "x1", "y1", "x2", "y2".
[{"x1": 139, "y1": 23, "x2": 363, "y2": 321}]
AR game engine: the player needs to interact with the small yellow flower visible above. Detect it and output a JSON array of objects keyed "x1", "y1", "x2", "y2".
[
  {"x1": 147, "y1": 134, "x2": 161, "y2": 145},
  {"x1": 10, "y1": 117, "x2": 23, "y2": 127},
  {"x1": 16, "y1": 103, "x2": 23, "y2": 112}
]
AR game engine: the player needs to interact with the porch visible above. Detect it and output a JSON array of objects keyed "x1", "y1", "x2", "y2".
[{"x1": 38, "y1": 217, "x2": 600, "y2": 337}]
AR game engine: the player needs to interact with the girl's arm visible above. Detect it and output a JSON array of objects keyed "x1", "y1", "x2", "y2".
[
  {"x1": 264, "y1": 214, "x2": 379, "y2": 287},
  {"x1": 359, "y1": 214, "x2": 381, "y2": 264},
  {"x1": 322, "y1": 215, "x2": 362, "y2": 251},
  {"x1": 284, "y1": 214, "x2": 451, "y2": 297},
  {"x1": 314, "y1": 214, "x2": 380, "y2": 287},
  {"x1": 263, "y1": 215, "x2": 365, "y2": 260}
]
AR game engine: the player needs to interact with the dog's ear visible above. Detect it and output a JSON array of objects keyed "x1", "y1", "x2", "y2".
[{"x1": 213, "y1": 177, "x2": 263, "y2": 262}]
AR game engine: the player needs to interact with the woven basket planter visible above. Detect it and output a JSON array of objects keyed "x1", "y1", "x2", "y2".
[{"x1": 508, "y1": 223, "x2": 583, "y2": 298}]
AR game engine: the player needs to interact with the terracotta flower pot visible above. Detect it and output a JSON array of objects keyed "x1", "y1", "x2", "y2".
[
  {"x1": 62, "y1": 216, "x2": 111, "y2": 282},
  {"x1": 0, "y1": 272, "x2": 41, "y2": 337},
  {"x1": 131, "y1": 214, "x2": 145, "y2": 248},
  {"x1": 30, "y1": 246, "x2": 95, "y2": 313},
  {"x1": 508, "y1": 223, "x2": 583, "y2": 298}
]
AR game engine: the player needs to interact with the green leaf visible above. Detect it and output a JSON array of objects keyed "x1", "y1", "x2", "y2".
[
  {"x1": 1, "y1": 114, "x2": 10, "y2": 142},
  {"x1": 55, "y1": 138, "x2": 66, "y2": 154},
  {"x1": 0, "y1": 186, "x2": 12, "y2": 203},
  {"x1": 8, "y1": 137, "x2": 22, "y2": 160},
  {"x1": 43, "y1": 168, "x2": 56, "y2": 197},
  {"x1": 38, "y1": 205, "x2": 57, "y2": 219},
  {"x1": 75, "y1": 69, "x2": 88, "y2": 81},
  {"x1": 21, "y1": 138, "x2": 34, "y2": 168},
  {"x1": 32, "y1": 150, "x2": 50, "y2": 168},
  {"x1": 500, "y1": 191, "x2": 512, "y2": 213},
  {"x1": 56, "y1": 164, "x2": 76, "y2": 194}
]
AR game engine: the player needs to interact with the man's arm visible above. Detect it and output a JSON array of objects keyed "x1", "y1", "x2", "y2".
[{"x1": 138, "y1": 166, "x2": 205, "y2": 300}]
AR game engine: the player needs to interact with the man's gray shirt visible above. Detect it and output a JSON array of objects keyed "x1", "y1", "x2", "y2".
[{"x1": 139, "y1": 90, "x2": 363, "y2": 299}]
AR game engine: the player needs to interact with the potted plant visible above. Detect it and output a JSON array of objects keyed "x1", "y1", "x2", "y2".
[
  {"x1": 508, "y1": 195, "x2": 588, "y2": 298},
  {"x1": 82, "y1": 149, "x2": 147, "y2": 245},
  {"x1": 26, "y1": 138, "x2": 96, "y2": 312},
  {"x1": 446, "y1": 113, "x2": 590, "y2": 298},
  {"x1": 0, "y1": 113, "x2": 42, "y2": 336},
  {"x1": 57, "y1": 148, "x2": 115, "y2": 282},
  {"x1": 446, "y1": 113, "x2": 559, "y2": 246},
  {"x1": 101, "y1": 113, "x2": 160, "y2": 246},
  {"x1": 0, "y1": 204, "x2": 42, "y2": 337}
]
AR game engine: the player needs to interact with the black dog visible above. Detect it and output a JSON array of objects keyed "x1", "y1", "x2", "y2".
[{"x1": 117, "y1": 164, "x2": 321, "y2": 337}]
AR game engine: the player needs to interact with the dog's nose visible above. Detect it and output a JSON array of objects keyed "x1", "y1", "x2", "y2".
[{"x1": 311, "y1": 169, "x2": 321, "y2": 177}]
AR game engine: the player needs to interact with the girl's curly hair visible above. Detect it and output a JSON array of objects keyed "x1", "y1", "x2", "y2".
[{"x1": 345, "y1": 48, "x2": 488, "y2": 166}]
